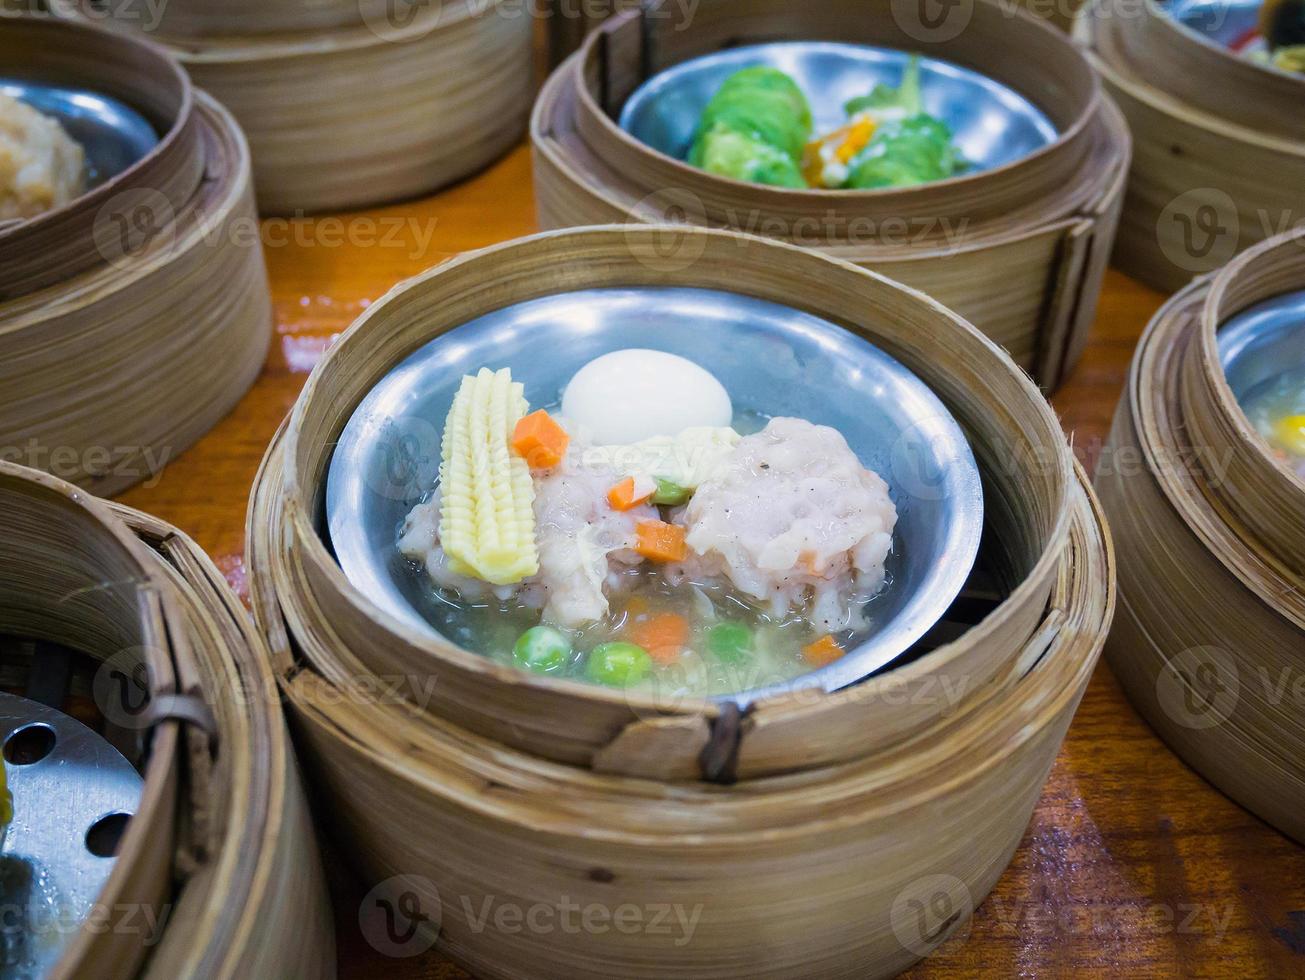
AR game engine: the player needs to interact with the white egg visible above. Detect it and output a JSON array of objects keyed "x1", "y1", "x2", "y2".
[{"x1": 561, "y1": 349, "x2": 733, "y2": 445}]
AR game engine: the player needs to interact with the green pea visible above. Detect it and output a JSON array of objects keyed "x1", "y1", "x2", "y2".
[
  {"x1": 585, "y1": 642, "x2": 652, "y2": 687},
  {"x1": 707, "y1": 621, "x2": 752, "y2": 663},
  {"x1": 651, "y1": 478, "x2": 692, "y2": 506},
  {"x1": 513, "y1": 625, "x2": 572, "y2": 674}
]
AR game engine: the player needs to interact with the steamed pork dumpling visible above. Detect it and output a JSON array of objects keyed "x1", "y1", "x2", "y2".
[
  {"x1": 688, "y1": 67, "x2": 812, "y2": 188},
  {"x1": 0, "y1": 93, "x2": 86, "y2": 221},
  {"x1": 674, "y1": 417, "x2": 897, "y2": 632},
  {"x1": 525, "y1": 443, "x2": 656, "y2": 626}
]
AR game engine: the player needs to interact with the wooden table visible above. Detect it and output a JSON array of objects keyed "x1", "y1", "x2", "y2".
[{"x1": 117, "y1": 145, "x2": 1305, "y2": 978}]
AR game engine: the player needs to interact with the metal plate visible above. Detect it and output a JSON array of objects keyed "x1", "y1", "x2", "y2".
[
  {"x1": 1163, "y1": 0, "x2": 1270, "y2": 53},
  {"x1": 1218, "y1": 288, "x2": 1305, "y2": 399},
  {"x1": 326, "y1": 286, "x2": 984, "y2": 703},
  {"x1": 0, "y1": 692, "x2": 143, "y2": 977},
  {"x1": 618, "y1": 42, "x2": 1058, "y2": 178},
  {"x1": 0, "y1": 79, "x2": 158, "y2": 190}
]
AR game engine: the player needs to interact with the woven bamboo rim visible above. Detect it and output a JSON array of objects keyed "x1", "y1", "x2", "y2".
[
  {"x1": 62, "y1": 0, "x2": 386, "y2": 37},
  {"x1": 1185, "y1": 231, "x2": 1305, "y2": 578},
  {"x1": 0, "y1": 460, "x2": 334, "y2": 978},
  {"x1": 253, "y1": 416, "x2": 1111, "y2": 976},
  {"x1": 1076, "y1": 0, "x2": 1305, "y2": 293},
  {"x1": 1127, "y1": 0, "x2": 1304, "y2": 141},
  {"x1": 0, "y1": 92, "x2": 270, "y2": 496},
  {"x1": 0, "y1": 13, "x2": 203, "y2": 300},
  {"x1": 54, "y1": 0, "x2": 533, "y2": 215},
  {"x1": 259, "y1": 224, "x2": 1079, "y2": 780},
  {"x1": 1096, "y1": 233, "x2": 1305, "y2": 843},
  {"x1": 531, "y1": 0, "x2": 1131, "y2": 388}
]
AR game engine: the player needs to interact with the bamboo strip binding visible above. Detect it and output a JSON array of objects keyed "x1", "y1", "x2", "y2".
[
  {"x1": 0, "y1": 460, "x2": 335, "y2": 978},
  {"x1": 1096, "y1": 230, "x2": 1305, "y2": 843},
  {"x1": 53, "y1": 0, "x2": 535, "y2": 215},
  {"x1": 531, "y1": 0, "x2": 1131, "y2": 389},
  {"x1": 1075, "y1": 0, "x2": 1305, "y2": 293},
  {"x1": 0, "y1": 89, "x2": 271, "y2": 496},
  {"x1": 257, "y1": 224, "x2": 1091, "y2": 781}
]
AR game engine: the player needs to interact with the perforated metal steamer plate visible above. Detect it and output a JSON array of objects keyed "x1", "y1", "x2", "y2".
[{"x1": 0, "y1": 691, "x2": 143, "y2": 977}]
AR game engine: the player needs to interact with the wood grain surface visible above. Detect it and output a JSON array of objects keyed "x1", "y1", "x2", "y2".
[{"x1": 116, "y1": 144, "x2": 1305, "y2": 978}]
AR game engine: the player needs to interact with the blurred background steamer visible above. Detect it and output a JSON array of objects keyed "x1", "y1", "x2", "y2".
[
  {"x1": 0, "y1": 13, "x2": 269, "y2": 495},
  {"x1": 1076, "y1": 0, "x2": 1305, "y2": 291},
  {"x1": 50, "y1": 0, "x2": 534, "y2": 214},
  {"x1": 532, "y1": 0, "x2": 1131, "y2": 391},
  {"x1": 0, "y1": 461, "x2": 333, "y2": 977},
  {"x1": 539, "y1": 0, "x2": 1092, "y2": 66},
  {"x1": 1097, "y1": 229, "x2": 1305, "y2": 843}
]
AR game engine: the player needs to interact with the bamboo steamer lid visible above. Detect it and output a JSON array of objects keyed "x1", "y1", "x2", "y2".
[
  {"x1": 1096, "y1": 230, "x2": 1305, "y2": 843},
  {"x1": 531, "y1": 0, "x2": 1131, "y2": 389},
  {"x1": 0, "y1": 13, "x2": 204, "y2": 300},
  {"x1": 0, "y1": 92, "x2": 270, "y2": 496},
  {"x1": 250, "y1": 420, "x2": 1112, "y2": 977},
  {"x1": 1076, "y1": 0, "x2": 1305, "y2": 293},
  {"x1": 53, "y1": 0, "x2": 535, "y2": 215},
  {"x1": 0, "y1": 460, "x2": 334, "y2": 978},
  {"x1": 257, "y1": 224, "x2": 1083, "y2": 780}
]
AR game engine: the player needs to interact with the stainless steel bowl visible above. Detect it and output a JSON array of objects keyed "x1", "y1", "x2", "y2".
[
  {"x1": 618, "y1": 42, "x2": 1057, "y2": 178},
  {"x1": 326, "y1": 287, "x2": 983, "y2": 704},
  {"x1": 0, "y1": 79, "x2": 158, "y2": 190},
  {"x1": 1218, "y1": 288, "x2": 1305, "y2": 399},
  {"x1": 0, "y1": 691, "x2": 142, "y2": 977},
  {"x1": 1163, "y1": 0, "x2": 1264, "y2": 50}
]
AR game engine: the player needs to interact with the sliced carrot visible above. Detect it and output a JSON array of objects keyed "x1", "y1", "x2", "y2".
[
  {"x1": 634, "y1": 520, "x2": 687, "y2": 563},
  {"x1": 511, "y1": 410, "x2": 569, "y2": 469},
  {"x1": 607, "y1": 475, "x2": 655, "y2": 512},
  {"x1": 836, "y1": 117, "x2": 876, "y2": 163},
  {"x1": 802, "y1": 634, "x2": 845, "y2": 667},
  {"x1": 628, "y1": 613, "x2": 689, "y2": 664}
]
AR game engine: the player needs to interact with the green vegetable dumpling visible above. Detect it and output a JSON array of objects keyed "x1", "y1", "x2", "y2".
[
  {"x1": 688, "y1": 67, "x2": 813, "y2": 187},
  {"x1": 843, "y1": 114, "x2": 962, "y2": 189}
]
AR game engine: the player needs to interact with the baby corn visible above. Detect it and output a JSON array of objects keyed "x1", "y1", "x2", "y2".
[{"x1": 439, "y1": 368, "x2": 539, "y2": 584}]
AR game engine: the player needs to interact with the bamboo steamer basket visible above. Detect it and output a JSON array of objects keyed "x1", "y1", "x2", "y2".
[
  {"x1": 252, "y1": 419, "x2": 1112, "y2": 977},
  {"x1": 0, "y1": 13, "x2": 204, "y2": 300},
  {"x1": 0, "y1": 460, "x2": 334, "y2": 978},
  {"x1": 254, "y1": 224, "x2": 1086, "y2": 781},
  {"x1": 54, "y1": 0, "x2": 534, "y2": 215},
  {"x1": 544, "y1": 0, "x2": 620, "y2": 67},
  {"x1": 1075, "y1": 0, "x2": 1305, "y2": 293},
  {"x1": 62, "y1": 0, "x2": 387, "y2": 36},
  {"x1": 0, "y1": 92, "x2": 270, "y2": 496},
  {"x1": 1096, "y1": 230, "x2": 1305, "y2": 843},
  {"x1": 530, "y1": 0, "x2": 1131, "y2": 389}
]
